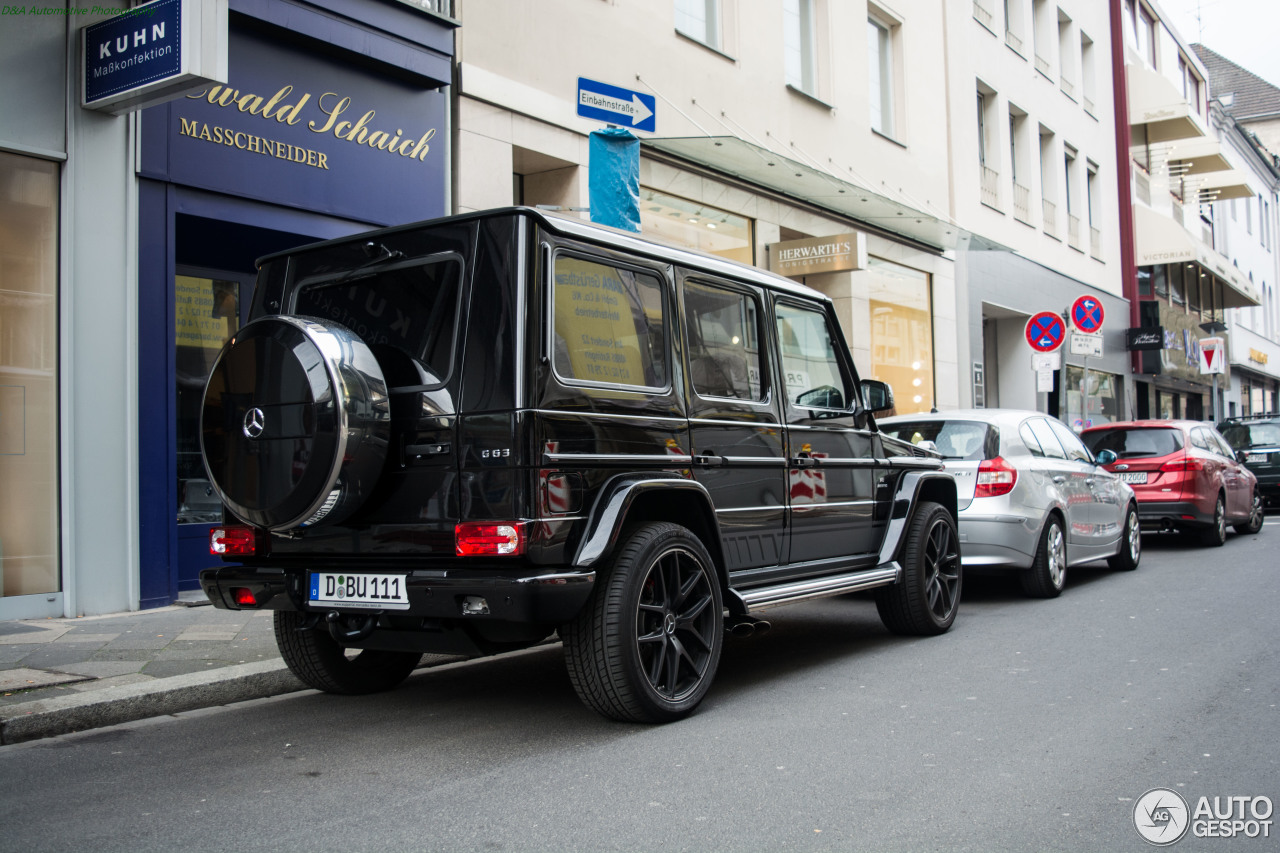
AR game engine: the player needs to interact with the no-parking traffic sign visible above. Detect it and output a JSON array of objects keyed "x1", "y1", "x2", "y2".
[
  {"x1": 1025, "y1": 311, "x2": 1066, "y2": 353},
  {"x1": 1070, "y1": 295, "x2": 1105, "y2": 334}
]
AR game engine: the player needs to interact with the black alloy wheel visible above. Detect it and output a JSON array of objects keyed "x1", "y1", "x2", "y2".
[
  {"x1": 876, "y1": 501, "x2": 962, "y2": 635},
  {"x1": 563, "y1": 522, "x2": 723, "y2": 723}
]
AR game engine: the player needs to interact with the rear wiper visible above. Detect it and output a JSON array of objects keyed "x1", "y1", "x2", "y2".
[{"x1": 309, "y1": 241, "x2": 406, "y2": 292}]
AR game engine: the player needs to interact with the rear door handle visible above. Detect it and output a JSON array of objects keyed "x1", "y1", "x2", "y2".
[
  {"x1": 694, "y1": 453, "x2": 726, "y2": 467},
  {"x1": 792, "y1": 454, "x2": 817, "y2": 468}
]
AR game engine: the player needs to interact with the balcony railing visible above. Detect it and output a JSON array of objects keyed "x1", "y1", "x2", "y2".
[
  {"x1": 1042, "y1": 199, "x2": 1057, "y2": 236},
  {"x1": 973, "y1": 1, "x2": 994, "y2": 28},
  {"x1": 1035, "y1": 54, "x2": 1051, "y2": 77},
  {"x1": 1067, "y1": 214, "x2": 1082, "y2": 250},
  {"x1": 1013, "y1": 182, "x2": 1032, "y2": 224},
  {"x1": 1090, "y1": 226, "x2": 1102, "y2": 260},
  {"x1": 1005, "y1": 30, "x2": 1024, "y2": 53},
  {"x1": 1171, "y1": 198, "x2": 1184, "y2": 227},
  {"x1": 980, "y1": 165, "x2": 1001, "y2": 209},
  {"x1": 1060, "y1": 76, "x2": 1075, "y2": 99}
]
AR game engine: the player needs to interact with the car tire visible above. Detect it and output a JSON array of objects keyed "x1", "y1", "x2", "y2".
[
  {"x1": 876, "y1": 501, "x2": 961, "y2": 635},
  {"x1": 1233, "y1": 489, "x2": 1265, "y2": 535},
  {"x1": 562, "y1": 522, "x2": 724, "y2": 723},
  {"x1": 1107, "y1": 503, "x2": 1141, "y2": 571},
  {"x1": 1021, "y1": 516, "x2": 1067, "y2": 598},
  {"x1": 1199, "y1": 494, "x2": 1227, "y2": 547},
  {"x1": 274, "y1": 611, "x2": 421, "y2": 695}
]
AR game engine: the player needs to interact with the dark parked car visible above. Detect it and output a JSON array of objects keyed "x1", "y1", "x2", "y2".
[
  {"x1": 1218, "y1": 413, "x2": 1280, "y2": 509},
  {"x1": 198, "y1": 207, "x2": 960, "y2": 723},
  {"x1": 1081, "y1": 420, "x2": 1264, "y2": 546},
  {"x1": 880, "y1": 410, "x2": 1140, "y2": 599}
]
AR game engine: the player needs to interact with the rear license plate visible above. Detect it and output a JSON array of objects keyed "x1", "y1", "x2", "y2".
[
  {"x1": 309, "y1": 573, "x2": 410, "y2": 610},
  {"x1": 1118, "y1": 472, "x2": 1148, "y2": 484}
]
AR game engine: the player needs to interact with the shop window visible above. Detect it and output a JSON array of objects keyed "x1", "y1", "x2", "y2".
[
  {"x1": 867, "y1": 257, "x2": 934, "y2": 414},
  {"x1": 0, "y1": 152, "x2": 60, "y2": 598},
  {"x1": 552, "y1": 255, "x2": 668, "y2": 390},
  {"x1": 1153, "y1": 264, "x2": 1168, "y2": 301},
  {"x1": 638, "y1": 187, "x2": 753, "y2": 264},
  {"x1": 1065, "y1": 366, "x2": 1121, "y2": 431},
  {"x1": 1137, "y1": 266, "x2": 1153, "y2": 298}
]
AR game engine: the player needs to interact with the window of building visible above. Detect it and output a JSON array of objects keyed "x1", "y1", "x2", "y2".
[
  {"x1": 0, "y1": 152, "x2": 60, "y2": 599},
  {"x1": 1057, "y1": 9, "x2": 1076, "y2": 98},
  {"x1": 867, "y1": 257, "x2": 934, "y2": 415},
  {"x1": 1032, "y1": 0, "x2": 1052, "y2": 76},
  {"x1": 1138, "y1": 6, "x2": 1156, "y2": 67},
  {"x1": 784, "y1": 0, "x2": 817, "y2": 96},
  {"x1": 1003, "y1": 0, "x2": 1025, "y2": 53},
  {"x1": 977, "y1": 83, "x2": 1000, "y2": 209},
  {"x1": 552, "y1": 255, "x2": 669, "y2": 390},
  {"x1": 1040, "y1": 125, "x2": 1057, "y2": 235},
  {"x1": 1086, "y1": 161, "x2": 1100, "y2": 256},
  {"x1": 868, "y1": 9, "x2": 899, "y2": 138},
  {"x1": 638, "y1": 187, "x2": 753, "y2": 265},
  {"x1": 675, "y1": 0, "x2": 721, "y2": 50},
  {"x1": 1080, "y1": 31, "x2": 1096, "y2": 113}
]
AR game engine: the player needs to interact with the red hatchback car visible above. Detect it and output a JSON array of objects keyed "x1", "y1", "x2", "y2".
[{"x1": 1081, "y1": 420, "x2": 1264, "y2": 546}]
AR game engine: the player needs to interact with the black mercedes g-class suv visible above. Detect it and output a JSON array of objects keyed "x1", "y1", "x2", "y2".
[{"x1": 199, "y1": 207, "x2": 959, "y2": 722}]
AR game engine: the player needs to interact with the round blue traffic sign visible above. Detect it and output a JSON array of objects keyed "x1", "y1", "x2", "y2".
[
  {"x1": 1025, "y1": 311, "x2": 1066, "y2": 353},
  {"x1": 1071, "y1": 295, "x2": 1105, "y2": 334}
]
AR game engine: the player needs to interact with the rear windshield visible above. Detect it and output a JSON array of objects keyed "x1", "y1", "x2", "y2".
[
  {"x1": 1081, "y1": 427, "x2": 1183, "y2": 459},
  {"x1": 293, "y1": 254, "x2": 463, "y2": 388},
  {"x1": 1220, "y1": 422, "x2": 1280, "y2": 450},
  {"x1": 880, "y1": 420, "x2": 994, "y2": 461}
]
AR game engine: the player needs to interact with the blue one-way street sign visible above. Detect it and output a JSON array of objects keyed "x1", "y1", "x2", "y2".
[{"x1": 577, "y1": 77, "x2": 656, "y2": 133}]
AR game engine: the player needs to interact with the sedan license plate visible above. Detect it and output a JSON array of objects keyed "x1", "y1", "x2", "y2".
[
  {"x1": 1118, "y1": 472, "x2": 1148, "y2": 484},
  {"x1": 309, "y1": 573, "x2": 410, "y2": 610}
]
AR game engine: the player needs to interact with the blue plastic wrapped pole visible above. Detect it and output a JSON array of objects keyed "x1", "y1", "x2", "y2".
[{"x1": 588, "y1": 128, "x2": 640, "y2": 232}]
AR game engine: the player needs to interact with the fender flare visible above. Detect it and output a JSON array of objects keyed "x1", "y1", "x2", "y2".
[
  {"x1": 876, "y1": 469, "x2": 959, "y2": 566},
  {"x1": 572, "y1": 474, "x2": 721, "y2": 568}
]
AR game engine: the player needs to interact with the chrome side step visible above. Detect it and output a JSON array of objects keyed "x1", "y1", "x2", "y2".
[{"x1": 737, "y1": 563, "x2": 902, "y2": 612}]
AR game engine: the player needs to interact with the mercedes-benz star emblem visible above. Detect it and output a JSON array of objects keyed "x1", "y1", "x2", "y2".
[{"x1": 243, "y1": 407, "x2": 266, "y2": 439}]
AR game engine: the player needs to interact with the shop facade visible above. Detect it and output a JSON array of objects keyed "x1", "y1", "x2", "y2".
[{"x1": 0, "y1": 0, "x2": 454, "y2": 619}]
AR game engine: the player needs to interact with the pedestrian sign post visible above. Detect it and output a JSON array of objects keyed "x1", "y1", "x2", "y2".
[
  {"x1": 1070, "y1": 295, "x2": 1105, "y2": 334},
  {"x1": 1025, "y1": 311, "x2": 1066, "y2": 353}
]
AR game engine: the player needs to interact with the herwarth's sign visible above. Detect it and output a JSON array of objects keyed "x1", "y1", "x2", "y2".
[{"x1": 768, "y1": 233, "x2": 865, "y2": 277}]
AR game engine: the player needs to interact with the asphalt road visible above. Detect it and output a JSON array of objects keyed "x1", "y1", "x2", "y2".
[{"x1": 2, "y1": 525, "x2": 1276, "y2": 853}]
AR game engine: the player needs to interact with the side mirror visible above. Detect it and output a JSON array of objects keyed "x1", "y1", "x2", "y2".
[
  {"x1": 1095, "y1": 449, "x2": 1117, "y2": 466},
  {"x1": 1237, "y1": 450, "x2": 1249, "y2": 465},
  {"x1": 861, "y1": 379, "x2": 894, "y2": 413}
]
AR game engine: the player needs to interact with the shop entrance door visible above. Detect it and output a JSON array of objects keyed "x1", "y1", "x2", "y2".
[{"x1": 174, "y1": 266, "x2": 254, "y2": 592}]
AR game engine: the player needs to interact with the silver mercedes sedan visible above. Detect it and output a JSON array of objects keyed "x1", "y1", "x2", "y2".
[{"x1": 878, "y1": 409, "x2": 1141, "y2": 597}]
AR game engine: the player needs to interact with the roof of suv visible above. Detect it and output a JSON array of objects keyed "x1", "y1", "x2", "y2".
[{"x1": 256, "y1": 206, "x2": 828, "y2": 303}]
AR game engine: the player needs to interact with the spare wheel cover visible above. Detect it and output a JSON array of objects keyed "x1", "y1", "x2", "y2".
[{"x1": 200, "y1": 316, "x2": 390, "y2": 531}]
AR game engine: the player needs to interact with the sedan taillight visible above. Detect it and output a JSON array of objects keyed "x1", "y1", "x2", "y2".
[{"x1": 975, "y1": 456, "x2": 1017, "y2": 498}]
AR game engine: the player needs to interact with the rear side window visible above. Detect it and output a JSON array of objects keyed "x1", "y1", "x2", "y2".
[
  {"x1": 552, "y1": 255, "x2": 669, "y2": 389},
  {"x1": 683, "y1": 279, "x2": 764, "y2": 401},
  {"x1": 1081, "y1": 427, "x2": 1183, "y2": 459},
  {"x1": 1222, "y1": 422, "x2": 1280, "y2": 449},
  {"x1": 294, "y1": 254, "x2": 463, "y2": 387},
  {"x1": 881, "y1": 420, "x2": 993, "y2": 460},
  {"x1": 1023, "y1": 418, "x2": 1066, "y2": 459}
]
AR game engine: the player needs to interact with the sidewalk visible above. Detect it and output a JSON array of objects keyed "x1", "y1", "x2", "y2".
[{"x1": 0, "y1": 599, "x2": 462, "y2": 745}]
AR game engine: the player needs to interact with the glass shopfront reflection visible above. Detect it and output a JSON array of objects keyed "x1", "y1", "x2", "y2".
[
  {"x1": 868, "y1": 257, "x2": 935, "y2": 414},
  {"x1": 0, "y1": 152, "x2": 60, "y2": 599}
]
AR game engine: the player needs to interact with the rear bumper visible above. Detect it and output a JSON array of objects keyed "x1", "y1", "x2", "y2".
[
  {"x1": 957, "y1": 512, "x2": 1041, "y2": 569},
  {"x1": 1134, "y1": 500, "x2": 1212, "y2": 529},
  {"x1": 199, "y1": 564, "x2": 596, "y2": 626}
]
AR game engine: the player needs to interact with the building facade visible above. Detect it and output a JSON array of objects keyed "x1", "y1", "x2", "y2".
[
  {"x1": 0, "y1": 0, "x2": 455, "y2": 619},
  {"x1": 951, "y1": 0, "x2": 1128, "y2": 427},
  {"x1": 453, "y1": 0, "x2": 962, "y2": 415}
]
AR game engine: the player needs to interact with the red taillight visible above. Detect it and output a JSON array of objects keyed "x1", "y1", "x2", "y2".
[
  {"x1": 1160, "y1": 456, "x2": 1205, "y2": 473},
  {"x1": 455, "y1": 522, "x2": 527, "y2": 557},
  {"x1": 975, "y1": 456, "x2": 1017, "y2": 498},
  {"x1": 231, "y1": 587, "x2": 257, "y2": 607},
  {"x1": 210, "y1": 525, "x2": 260, "y2": 556}
]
